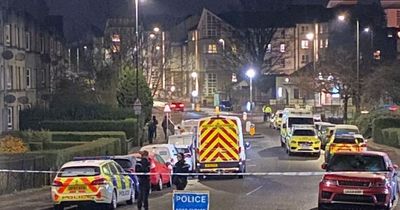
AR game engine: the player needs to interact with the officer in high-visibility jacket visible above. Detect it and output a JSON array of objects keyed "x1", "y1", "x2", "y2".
[{"x1": 262, "y1": 105, "x2": 272, "y2": 122}]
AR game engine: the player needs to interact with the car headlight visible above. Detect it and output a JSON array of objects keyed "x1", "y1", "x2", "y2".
[
  {"x1": 321, "y1": 179, "x2": 338, "y2": 186},
  {"x1": 371, "y1": 179, "x2": 389, "y2": 188}
]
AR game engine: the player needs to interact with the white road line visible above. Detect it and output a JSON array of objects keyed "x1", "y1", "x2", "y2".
[
  {"x1": 248, "y1": 164, "x2": 257, "y2": 167},
  {"x1": 246, "y1": 185, "x2": 263, "y2": 196}
]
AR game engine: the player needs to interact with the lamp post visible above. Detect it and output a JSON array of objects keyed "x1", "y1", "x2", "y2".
[
  {"x1": 218, "y1": 38, "x2": 225, "y2": 50},
  {"x1": 133, "y1": 0, "x2": 142, "y2": 146},
  {"x1": 338, "y1": 15, "x2": 362, "y2": 113},
  {"x1": 246, "y1": 68, "x2": 256, "y2": 109},
  {"x1": 306, "y1": 32, "x2": 317, "y2": 108}
]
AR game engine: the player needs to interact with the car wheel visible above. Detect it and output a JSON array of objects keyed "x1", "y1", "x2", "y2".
[
  {"x1": 126, "y1": 186, "x2": 135, "y2": 205},
  {"x1": 156, "y1": 176, "x2": 163, "y2": 191},
  {"x1": 107, "y1": 190, "x2": 117, "y2": 210},
  {"x1": 280, "y1": 137, "x2": 285, "y2": 147},
  {"x1": 53, "y1": 205, "x2": 63, "y2": 210},
  {"x1": 287, "y1": 147, "x2": 293, "y2": 156},
  {"x1": 317, "y1": 203, "x2": 328, "y2": 210}
]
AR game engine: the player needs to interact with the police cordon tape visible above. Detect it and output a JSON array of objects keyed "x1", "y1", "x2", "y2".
[{"x1": 0, "y1": 169, "x2": 325, "y2": 176}]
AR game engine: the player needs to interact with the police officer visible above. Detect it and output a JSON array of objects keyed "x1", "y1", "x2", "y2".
[
  {"x1": 173, "y1": 153, "x2": 190, "y2": 190},
  {"x1": 262, "y1": 104, "x2": 272, "y2": 122},
  {"x1": 136, "y1": 150, "x2": 151, "y2": 210}
]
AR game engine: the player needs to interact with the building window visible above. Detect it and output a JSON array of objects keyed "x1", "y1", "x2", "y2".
[
  {"x1": 325, "y1": 39, "x2": 329, "y2": 48},
  {"x1": 7, "y1": 107, "x2": 13, "y2": 130},
  {"x1": 16, "y1": 66, "x2": 21, "y2": 90},
  {"x1": 301, "y1": 40, "x2": 309, "y2": 49},
  {"x1": 266, "y1": 44, "x2": 272, "y2": 53},
  {"x1": 25, "y1": 32, "x2": 31, "y2": 51},
  {"x1": 207, "y1": 44, "x2": 217, "y2": 53},
  {"x1": 206, "y1": 14, "x2": 218, "y2": 37},
  {"x1": 206, "y1": 73, "x2": 217, "y2": 96},
  {"x1": 301, "y1": 26, "x2": 309, "y2": 34},
  {"x1": 294, "y1": 89, "x2": 300, "y2": 99},
  {"x1": 16, "y1": 27, "x2": 20, "y2": 48},
  {"x1": 280, "y1": 44, "x2": 285, "y2": 53},
  {"x1": 26, "y1": 68, "x2": 31, "y2": 88},
  {"x1": 5, "y1": 25, "x2": 11, "y2": 46},
  {"x1": 280, "y1": 59, "x2": 286, "y2": 68},
  {"x1": 301, "y1": 55, "x2": 309, "y2": 64},
  {"x1": 207, "y1": 59, "x2": 217, "y2": 69},
  {"x1": 7, "y1": 65, "x2": 13, "y2": 90},
  {"x1": 320, "y1": 39, "x2": 324, "y2": 48}
]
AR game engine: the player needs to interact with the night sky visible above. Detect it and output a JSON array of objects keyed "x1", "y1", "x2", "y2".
[{"x1": 44, "y1": 0, "x2": 327, "y2": 41}]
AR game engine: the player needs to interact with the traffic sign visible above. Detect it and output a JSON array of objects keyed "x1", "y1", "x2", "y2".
[
  {"x1": 173, "y1": 191, "x2": 209, "y2": 210},
  {"x1": 164, "y1": 104, "x2": 171, "y2": 113}
]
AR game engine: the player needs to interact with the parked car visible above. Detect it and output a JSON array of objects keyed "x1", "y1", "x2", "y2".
[
  {"x1": 129, "y1": 152, "x2": 172, "y2": 191},
  {"x1": 170, "y1": 102, "x2": 185, "y2": 112},
  {"x1": 219, "y1": 100, "x2": 233, "y2": 111},
  {"x1": 324, "y1": 134, "x2": 366, "y2": 163},
  {"x1": 73, "y1": 156, "x2": 139, "y2": 199},
  {"x1": 52, "y1": 159, "x2": 135, "y2": 210},
  {"x1": 314, "y1": 122, "x2": 335, "y2": 149},
  {"x1": 140, "y1": 144, "x2": 179, "y2": 166},
  {"x1": 319, "y1": 151, "x2": 399, "y2": 210}
]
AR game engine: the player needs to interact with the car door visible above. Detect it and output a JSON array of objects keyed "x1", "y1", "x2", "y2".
[
  {"x1": 109, "y1": 162, "x2": 127, "y2": 202},
  {"x1": 115, "y1": 162, "x2": 132, "y2": 199},
  {"x1": 385, "y1": 157, "x2": 399, "y2": 197},
  {"x1": 155, "y1": 154, "x2": 170, "y2": 183}
]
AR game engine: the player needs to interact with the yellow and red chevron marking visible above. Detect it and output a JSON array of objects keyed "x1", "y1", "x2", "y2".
[{"x1": 199, "y1": 118, "x2": 239, "y2": 162}]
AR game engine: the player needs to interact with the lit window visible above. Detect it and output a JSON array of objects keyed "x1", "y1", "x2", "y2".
[
  {"x1": 5, "y1": 25, "x2": 11, "y2": 46},
  {"x1": 280, "y1": 44, "x2": 285, "y2": 53},
  {"x1": 7, "y1": 65, "x2": 13, "y2": 90},
  {"x1": 25, "y1": 32, "x2": 31, "y2": 51},
  {"x1": 320, "y1": 39, "x2": 324, "y2": 49},
  {"x1": 266, "y1": 44, "x2": 272, "y2": 53},
  {"x1": 278, "y1": 87, "x2": 283, "y2": 98},
  {"x1": 325, "y1": 39, "x2": 329, "y2": 48},
  {"x1": 301, "y1": 40, "x2": 309, "y2": 49},
  {"x1": 208, "y1": 44, "x2": 217, "y2": 53},
  {"x1": 7, "y1": 107, "x2": 13, "y2": 130}
]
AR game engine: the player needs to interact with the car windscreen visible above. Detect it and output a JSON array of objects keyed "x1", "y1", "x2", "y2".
[
  {"x1": 58, "y1": 166, "x2": 100, "y2": 177},
  {"x1": 333, "y1": 137, "x2": 357, "y2": 144},
  {"x1": 335, "y1": 129, "x2": 359, "y2": 135},
  {"x1": 113, "y1": 159, "x2": 132, "y2": 169},
  {"x1": 328, "y1": 155, "x2": 386, "y2": 172},
  {"x1": 220, "y1": 101, "x2": 231, "y2": 106},
  {"x1": 176, "y1": 147, "x2": 190, "y2": 154},
  {"x1": 293, "y1": 129, "x2": 315, "y2": 136},
  {"x1": 288, "y1": 117, "x2": 313, "y2": 127},
  {"x1": 155, "y1": 148, "x2": 171, "y2": 161}
]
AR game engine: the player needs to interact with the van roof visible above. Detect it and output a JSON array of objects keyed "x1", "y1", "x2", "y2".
[{"x1": 335, "y1": 124, "x2": 359, "y2": 130}]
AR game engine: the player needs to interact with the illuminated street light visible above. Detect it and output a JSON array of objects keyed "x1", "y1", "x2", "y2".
[
  {"x1": 246, "y1": 68, "x2": 256, "y2": 111},
  {"x1": 156, "y1": 46, "x2": 161, "y2": 51},
  {"x1": 306, "y1": 32, "x2": 314, "y2": 41},
  {"x1": 153, "y1": 27, "x2": 160, "y2": 33},
  {"x1": 191, "y1": 90, "x2": 198, "y2": 97},
  {"x1": 338, "y1": 15, "x2": 346, "y2": 21},
  {"x1": 149, "y1": 33, "x2": 156, "y2": 39},
  {"x1": 246, "y1": 68, "x2": 255, "y2": 79},
  {"x1": 364, "y1": 27, "x2": 370, "y2": 33},
  {"x1": 170, "y1": 85, "x2": 176, "y2": 92},
  {"x1": 218, "y1": 38, "x2": 225, "y2": 50},
  {"x1": 191, "y1": 72, "x2": 198, "y2": 79}
]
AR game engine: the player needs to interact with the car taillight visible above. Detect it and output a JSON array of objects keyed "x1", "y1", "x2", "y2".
[
  {"x1": 179, "y1": 104, "x2": 184, "y2": 107},
  {"x1": 91, "y1": 178, "x2": 107, "y2": 185},
  {"x1": 52, "y1": 180, "x2": 63, "y2": 187},
  {"x1": 171, "y1": 104, "x2": 176, "y2": 108}
]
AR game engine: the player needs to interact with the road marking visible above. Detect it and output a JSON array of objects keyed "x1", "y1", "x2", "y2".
[
  {"x1": 248, "y1": 164, "x2": 257, "y2": 167},
  {"x1": 246, "y1": 185, "x2": 263, "y2": 196}
]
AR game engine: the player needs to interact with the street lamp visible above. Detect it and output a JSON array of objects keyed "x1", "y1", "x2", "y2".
[
  {"x1": 246, "y1": 68, "x2": 256, "y2": 109},
  {"x1": 153, "y1": 27, "x2": 160, "y2": 33},
  {"x1": 218, "y1": 38, "x2": 225, "y2": 50}
]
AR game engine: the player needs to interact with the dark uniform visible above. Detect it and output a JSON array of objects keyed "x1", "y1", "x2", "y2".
[
  {"x1": 173, "y1": 156, "x2": 190, "y2": 190},
  {"x1": 136, "y1": 156, "x2": 151, "y2": 210}
]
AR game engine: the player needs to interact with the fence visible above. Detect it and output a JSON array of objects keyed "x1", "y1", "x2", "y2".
[{"x1": 0, "y1": 154, "x2": 53, "y2": 195}]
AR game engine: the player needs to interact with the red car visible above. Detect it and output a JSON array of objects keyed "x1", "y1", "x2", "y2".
[
  {"x1": 130, "y1": 152, "x2": 172, "y2": 191},
  {"x1": 170, "y1": 102, "x2": 184, "y2": 112},
  {"x1": 319, "y1": 151, "x2": 399, "y2": 210}
]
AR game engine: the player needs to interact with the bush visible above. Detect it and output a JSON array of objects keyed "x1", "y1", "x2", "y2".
[
  {"x1": 20, "y1": 104, "x2": 136, "y2": 130},
  {"x1": 0, "y1": 135, "x2": 29, "y2": 153},
  {"x1": 50, "y1": 131, "x2": 127, "y2": 154},
  {"x1": 5, "y1": 131, "x2": 51, "y2": 144},
  {"x1": 372, "y1": 117, "x2": 400, "y2": 144},
  {"x1": 381, "y1": 128, "x2": 400, "y2": 148},
  {"x1": 43, "y1": 142, "x2": 86, "y2": 150},
  {"x1": 353, "y1": 109, "x2": 400, "y2": 138},
  {"x1": 34, "y1": 138, "x2": 121, "y2": 169},
  {"x1": 29, "y1": 142, "x2": 43, "y2": 151}
]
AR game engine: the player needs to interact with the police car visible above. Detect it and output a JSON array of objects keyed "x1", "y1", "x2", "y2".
[
  {"x1": 51, "y1": 159, "x2": 135, "y2": 210},
  {"x1": 285, "y1": 124, "x2": 321, "y2": 156}
]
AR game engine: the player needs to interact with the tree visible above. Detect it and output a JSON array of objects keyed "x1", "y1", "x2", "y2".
[
  {"x1": 364, "y1": 61, "x2": 400, "y2": 107},
  {"x1": 116, "y1": 64, "x2": 153, "y2": 121}
]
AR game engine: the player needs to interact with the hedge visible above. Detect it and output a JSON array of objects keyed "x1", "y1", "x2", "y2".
[
  {"x1": 20, "y1": 104, "x2": 136, "y2": 130},
  {"x1": 381, "y1": 128, "x2": 400, "y2": 148},
  {"x1": 37, "y1": 119, "x2": 138, "y2": 144},
  {"x1": 50, "y1": 131, "x2": 127, "y2": 154},
  {"x1": 32, "y1": 137, "x2": 121, "y2": 169},
  {"x1": 43, "y1": 142, "x2": 86, "y2": 150},
  {"x1": 372, "y1": 117, "x2": 400, "y2": 144}
]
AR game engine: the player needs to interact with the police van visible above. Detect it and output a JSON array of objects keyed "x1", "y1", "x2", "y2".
[
  {"x1": 280, "y1": 108, "x2": 314, "y2": 147},
  {"x1": 195, "y1": 115, "x2": 247, "y2": 179}
]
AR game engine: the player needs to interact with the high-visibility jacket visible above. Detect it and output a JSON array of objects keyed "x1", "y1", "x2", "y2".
[{"x1": 263, "y1": 106, "x2": 272, "y2": 113}]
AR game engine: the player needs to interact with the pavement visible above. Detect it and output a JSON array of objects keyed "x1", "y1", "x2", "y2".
[{"x1": 2, "y1": 115, "x2": 400, "y2": 210}]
